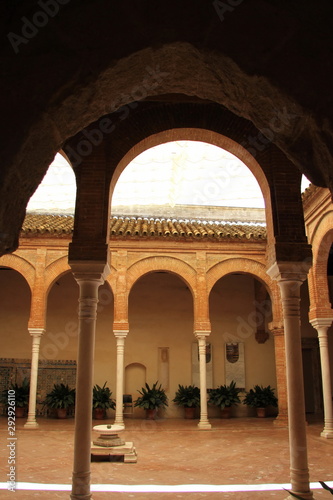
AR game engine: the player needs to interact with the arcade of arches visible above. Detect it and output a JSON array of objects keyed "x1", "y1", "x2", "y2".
[
  {"x1": 1, "y1": 4, "x2": 333, "y2": 497},
  {"x1": 0, "y1": 142, "x2": 333, "y2": 499}
]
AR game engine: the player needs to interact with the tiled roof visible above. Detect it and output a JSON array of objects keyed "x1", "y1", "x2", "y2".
[
  {"x1": 22, "y1": 213, "x2": 267, "y2": 240},
  {"x1": 22, "y1": 214, "x2": 74, "y2": 235},
  {"x1": 109, "y1": 217, "x2": 266, "y2": 240}
]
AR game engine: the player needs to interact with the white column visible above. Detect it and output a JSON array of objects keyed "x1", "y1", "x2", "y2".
[
  {"x1": 310, "y1": 318, "x2": 333, "y2": 438},
  {"x1": 195, "y1": 332, "x2": 211, "y2": 430},
  {"x1": 24, "y1": 328, "x2": 44, "y2": 429},
  {"x1": 268, "y1": 262, "x2": 313, "y2": 500},
  {"x1": 70, "y1": 263, "x2": 109, "y2": 500},
  {"x1": 113, "y1": 330, "x2": 128, "y2": 427}
]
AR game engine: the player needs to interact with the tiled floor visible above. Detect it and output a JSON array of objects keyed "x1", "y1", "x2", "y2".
[{"x1": 0, "y1": 415, "x2": 332, "y2": 499}]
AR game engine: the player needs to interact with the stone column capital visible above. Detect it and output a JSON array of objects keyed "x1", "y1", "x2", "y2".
[
  {"x1": 309, "y1": 317, "x2": 333, "y2": 330},
  {"x1": 114, "y1": 330, "x2": 129, "y2": 340},
  {"x1": 69, "y1": 260, "x2": 110, "y2": 282},
  {"x1": 267, "y1": 261, "x2": 311, "y2": 283},
  {"x1": 194, "y1": 330, "x2": 210, "y2": 340},
  {"x1": 28, "y1": 328, "x2": 45, "y2": 338}
]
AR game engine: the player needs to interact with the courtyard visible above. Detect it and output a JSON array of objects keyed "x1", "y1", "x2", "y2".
[{"x1": 0, "y1": 416, "x2": 332, "y2": 499}]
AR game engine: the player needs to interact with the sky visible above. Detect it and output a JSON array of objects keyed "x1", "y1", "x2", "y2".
[{"x1": 26, "y1": 141, "x2": 310, "y2": 215}]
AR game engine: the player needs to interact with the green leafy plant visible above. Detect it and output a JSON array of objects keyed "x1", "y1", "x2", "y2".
[
  {"x1": 208, "y1": 380, "x2": 242, "y2": 409},
  {"x1": 43, "y1": 383, "x2": 76, "y2": 409},
  {"x1": 134, "y1": 381, "x2": 168, "y2": 410},
  {"x1": 285, "y1": 481, "x2": 333, "y2": 498},
  {"x1": 243, "y1": 384, "x2": 278, "y2": 408},
  {"x1": 1, "y1": 377, "x2": 30, "y2": 408},
  {"x1": 172, "y1": 384, "x2": 200, "y2": 408},
  {"x1": 92, "y1": 382, "x2": 115, "y2": 410}
]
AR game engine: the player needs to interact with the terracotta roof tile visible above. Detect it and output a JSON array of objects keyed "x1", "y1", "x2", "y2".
[
  {"x1": 22, "y1": 213, "x2": 267, "y2": 241},
  {"x1": 109, "y1": 217, "x2": 266, "y2": 240},
  {"x1": 22, "y1": 214, "x2": 74, "y2": 235}
]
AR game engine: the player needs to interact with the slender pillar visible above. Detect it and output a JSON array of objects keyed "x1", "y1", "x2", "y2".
[
  {"x1": 70, "y1": 263, "x2": 109, "y2": 500},
  {"x1": 310, "y1": 318, "x2": 333, "y2": 438},
  {"x1": 195, "y1": 332, "x2": 211, "y2": 430},
  {"x1": 268, "y1": 262, "x2": 313, "y2": 500},
  {"x1": 24, "y1": 328, "x2": 44, "y2": 429},
  {"x1": 113, "y1": 330, "x2": 128, "y2": 427}
]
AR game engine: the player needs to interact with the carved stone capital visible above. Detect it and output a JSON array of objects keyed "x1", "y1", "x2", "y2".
[{"x1": 267, "y1": 260, "x2": 311, "y2": 283}]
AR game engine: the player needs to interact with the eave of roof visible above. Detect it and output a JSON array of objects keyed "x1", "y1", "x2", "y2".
[{"x1": 21, "y1": 213, "x2": 267, "y2": 241}]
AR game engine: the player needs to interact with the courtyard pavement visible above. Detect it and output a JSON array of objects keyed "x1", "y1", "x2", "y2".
[{"x1": 0, "y1": 415, "x2": 332, "y2": 499}]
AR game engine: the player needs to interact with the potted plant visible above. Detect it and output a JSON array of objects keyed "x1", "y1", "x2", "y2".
[
  {"x1": 243, "y1": 384, "x2": 278, "y2": 417},
  {"x1": 43, "y1": 383, "x2": 76, "y2": 419},
  {"x1": 208, "y1": 380, "x2": 242, "y2": 418},
  {"x1": 92, "y1": 382, "x2": 115, "y2": 419},
  {"x1": 172, "y1": 384, "x2": 200, "y2": 419},
  {"x1": 134, "y1": 381, "x2": 168, "y2": 419},
  {"x1": 1, "y1": 377, "x2": 30, "y2": 418}
]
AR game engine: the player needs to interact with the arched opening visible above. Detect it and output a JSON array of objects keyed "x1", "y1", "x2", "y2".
[
  {"x1": 124, "y1": 362, "x2": 146, "y2": 418},
  {"x1": 300, "y1": 280, "x2": 323, "y2": 416},
  {"x1": 111, "y1": 138, "x2": 267, "y2": 227},
  {"x1": 27, "y1": 152, "x2": 76, "y2": 215},
  {"x1": 209, "y1": 273, "x2": 276, "y2": 417},
  {"x1": 112, "y1": 140, "x2": 265, "y2": 220},
  {"x1": 128, "y1": 271, "x2": 193, "y2": 418},
  {"x1": 327, "y1": 243, "x2": 333, "y2": 308},
  {"x1": 0, "y1": 267, "x2": 31, "y2": 402}
]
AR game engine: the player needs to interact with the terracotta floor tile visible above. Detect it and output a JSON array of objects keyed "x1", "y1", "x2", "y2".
[{"x1": 0, "y1": 416, "x2": 332, "y2": 499}]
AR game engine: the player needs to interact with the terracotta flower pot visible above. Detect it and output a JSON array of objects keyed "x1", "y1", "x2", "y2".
[
  {"x1": 57, "y1": 408, "x2": 68, "y2": 419},
  {"x1": 256, "y1": 407, "x2": 267, "y2": 418},
  {"x1": 184, "y1": 407, "x2": 196, "y2": 419},
  {"x1": 221, "y1": 407, "x2": 232, "y2": 419},
  {"x1": 93, "y1": 408, "x2": 106, "y2": 420},
  {"x1": 15, "y1": 407, "x2": 26, "y2": 418},
  {"x1": 146, "y1": 409, "x2": 157, "y2": 420}
]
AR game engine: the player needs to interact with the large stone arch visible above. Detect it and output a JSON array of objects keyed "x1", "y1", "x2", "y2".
[
  {"x1": 206, "y1": 257, "x2": 281, "y2": 323},
  {"x1": 0, "y1": 253, "x2": 35, "y2": 291}
]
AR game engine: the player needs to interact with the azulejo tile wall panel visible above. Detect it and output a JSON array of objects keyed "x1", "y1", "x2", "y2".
[{"x1": 0, "y1": 358, "x2": 76, "y2": 416}]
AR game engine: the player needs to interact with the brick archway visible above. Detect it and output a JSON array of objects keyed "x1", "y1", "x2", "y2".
[
  {"x1": 206, "y1": 257, "x2": 281, "y2": 323},
  {"x1": 110, "y1": 128, "x2": 270, "y2": 199},
  {"x1": 110, "y1": 128, "x2": 273, "y2": 241},
  {"x1": 122, "y1": 256, "x2": 197, "y2": 328},
  {"x1": 308, "y1": 211, "x2": 333, "y2": 317},
  {"x1": 45, "y1": 256, "x2": 71, "y2": 296},
  {"x1": 0, "y1": 253, "x2": 35, "y2": 291},
  {"x1": 104, "y1": 265, "x2": 117, "y2": 295},
  {"x1": 126, "y1": 256, "x2": 196, "y2": 295}
]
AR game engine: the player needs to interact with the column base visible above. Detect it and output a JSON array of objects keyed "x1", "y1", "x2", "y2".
[
  {"x1": 320, "y1": 428, "x2": 333, "y2": 439},
  {"x1": 273, "y1": 413, "x2": 288, "y2": 428},
  {"x1": 113, "y1": 418, "x2": 125, "y2": 429},
  {"x1": 197, "y1": 420, "x2": 212, "y2": 430},
  {"x1": 70, "y1": 494, "x2": 92, "y2": 500},
  {"x1": 285, "y1": 491, "x2": 313, "y2": 500},
  {"x1": 71, "y1": 471, "x2": 91, "y2": 500},
  {"x1": 24, "y1": 420, "x2": 39, "y2": 429}
]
